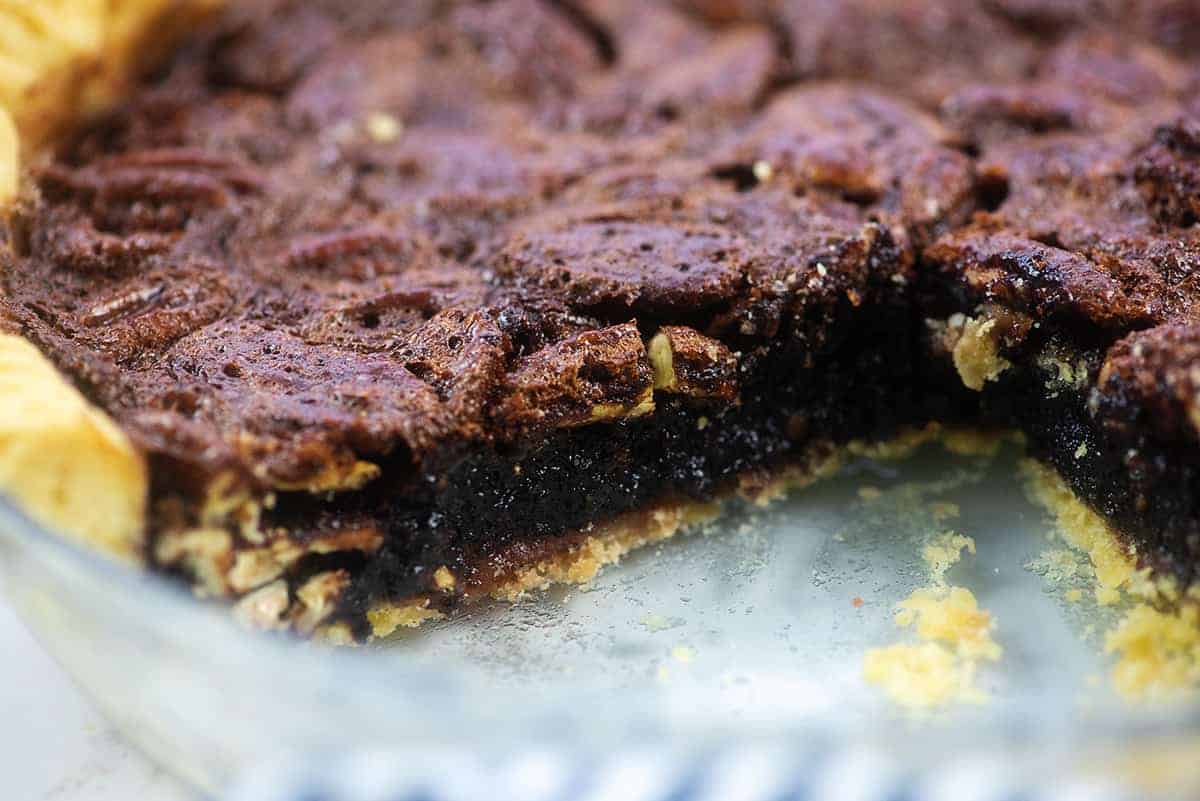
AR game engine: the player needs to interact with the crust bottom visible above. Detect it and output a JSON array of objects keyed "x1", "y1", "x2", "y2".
[
  {"x1": 1021, "y1": 460, "x2": 1200, "y2": 701},
  {"x1": 1019, "y1": 458, "x2": 1138, "y2": 606},
  {"x1": 354, "y1": 426, "x2": 1139, "y2": 646},
  {"x1": 350, "y1": 449, "x2": 848, "y2": 642},
  {"x1": 355, "y1": 429, "x2": 998, "y2": 643},
  {"x1": 358, "y1": 499, "x2": 723, "y2": 641}
]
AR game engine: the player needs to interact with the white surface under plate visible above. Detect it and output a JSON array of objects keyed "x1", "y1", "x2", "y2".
[{"x1": 0, "y1": 580, "x2": 193, "y2": 801}]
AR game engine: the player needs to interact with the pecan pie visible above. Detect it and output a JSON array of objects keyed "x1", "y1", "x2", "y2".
[{"x1": 2, "y1": 0, "x2": 1200, "y2": 641}]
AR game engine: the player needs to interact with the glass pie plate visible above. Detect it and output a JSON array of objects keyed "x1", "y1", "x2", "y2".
[{"x1": 2, "y1": 442, "x2": 1198, "y2": 800}]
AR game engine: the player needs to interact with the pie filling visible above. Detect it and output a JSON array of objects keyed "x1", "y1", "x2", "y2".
[
  {"x1": 288, "y1": 308, "x2": 976, "y2": 638},
  {"x1": 3, "y1": 0, "x2": 1200, "y2": 638}
]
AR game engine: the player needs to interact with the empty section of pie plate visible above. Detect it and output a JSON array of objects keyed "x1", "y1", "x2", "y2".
[{"x1": 1, "y1": 442, "x2": 1197, "y2": 797}]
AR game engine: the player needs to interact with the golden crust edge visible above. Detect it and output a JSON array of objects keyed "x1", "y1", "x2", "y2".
[
  {"x1": 0, "y1": 333, "x2": 146, "y2": 562},
  {"x1": 359, "y1": 497, "x2": 728, "y2": 642},
  {"x1": 1021, "y1": 460, "x2": 1200, "y2": 702},
  {"x1": 0, "y1": 0, "x2": 228, "y2": 202},
  {"x1": 358, "y1": 450, "x2": 847, "y2": 643},
  {"x1": 1019, "y1": 457, "x2": 1139, "y2": 605},
  {"x1": 0, "y1": 2, "x2": 227, "y2": 557},
  {"x1": 1018, "y1": 450, "x2": 1199, "y2": 609}
]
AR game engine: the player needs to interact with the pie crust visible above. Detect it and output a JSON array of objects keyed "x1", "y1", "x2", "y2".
[{"x1": 0, "y1": 0, "x2": 224, "y2": 555}]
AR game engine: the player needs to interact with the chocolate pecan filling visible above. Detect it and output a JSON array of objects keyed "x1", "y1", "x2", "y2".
[{"x1": 4, "y1": 0, "x2": 1200, "y2": 637}]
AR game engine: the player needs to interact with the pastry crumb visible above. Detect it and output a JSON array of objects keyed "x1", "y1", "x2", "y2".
[
  {"x1": 863, "y1": 642, "x2": 988, "y2": 710},
  {"x1": 671, "y1": 645, "x2": 695, "y2": 663},
  {"x1": 895, "y1": 586, "x2": 1001, "y2": 661},
  {"x1": 1021, "y1": 459, "x2": 1136, "y2": 604},
  {"x1": 433, "y1": 566, "x2": 456, "y2": 590},
  {"x1": 922, "y1": 531, "x2": 975, "y2": 585},
  {"x1": 950, "y1": 315, "x2": 1011, "y2": 391},
  {"x1": 865, "y1": 585, "x2": 1001, "y2": 710},
  {"x1": 1025, "y1": 547, "x2": 1089, "y2": 585},
  {"x1": 1106, "y1": 604, "x2": 1200, "y2": 702},
  {"x1": 639, "y1": 613, "x2": 672, "y2": 632}
]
